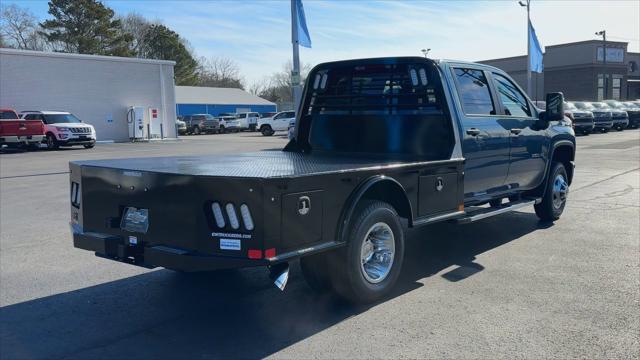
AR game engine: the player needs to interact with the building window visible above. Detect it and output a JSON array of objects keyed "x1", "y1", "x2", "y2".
[
  {"x1": 612, "y1": 75, "x2": 622, "y2": 100},
  {"x1": 597, "y1": 74, "x2": 604, "y2": 100}
]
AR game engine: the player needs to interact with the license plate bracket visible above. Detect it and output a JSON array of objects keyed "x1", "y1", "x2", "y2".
[{"x1": 120, "y1": 207, "x2": 149, "y2": 233}]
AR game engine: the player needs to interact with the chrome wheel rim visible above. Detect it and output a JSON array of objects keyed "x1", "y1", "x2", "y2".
[
  {"x1": 360, "y1": 222, "x2": 395, "y2": 284},
  {"x1": 552, "y1": 174, "x2": 569, "y2": 210}
]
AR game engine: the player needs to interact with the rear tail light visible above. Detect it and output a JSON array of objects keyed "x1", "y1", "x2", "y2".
[
  {"x1": 209, "y1": 201, "x2": 255, "y2": 231},
  {"x1": 239, "y1": 204, "x2": 254, "y2": 231},
  {"x1": 211, "y1": 202, "x2": 225, "y2": 228},
  {"x1": 225, "y1": 203, "x2": 240, "y2": 230},
  {"x1": 71, "y1": 181, "x2": 80, "y2": 207}
]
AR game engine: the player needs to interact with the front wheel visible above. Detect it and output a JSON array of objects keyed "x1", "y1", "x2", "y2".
[
  {"x1": 45, "y1": 134, "x2": 59, "y2": 150},
  {"x1": 328, "y1": 200, "x2": 404, "y2": 304},
  {"x1": 535, "y1": 162, "x2": 569, "y2": 222},
  {"x1": 192, "y1": 126, "x2": 201, "y2": 135},
  {"x1": 84, "y1": 144, "x2": 95, "y2": 149},
  {"x1": 261, "y1": 125, "x2": 274, "y2": 136}
]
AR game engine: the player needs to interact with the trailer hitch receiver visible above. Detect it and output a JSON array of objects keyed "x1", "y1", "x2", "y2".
[{"x1": 269, "y1": 263, "x2": 289, "y2": 291}]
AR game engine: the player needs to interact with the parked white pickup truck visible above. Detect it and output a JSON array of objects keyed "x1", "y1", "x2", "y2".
[
  {"x1": 257, "y1": 110, "x2": 295, "y2": 136},
  {"x1": 236, "y1": 112, "x2": 260, "y2": 131}
]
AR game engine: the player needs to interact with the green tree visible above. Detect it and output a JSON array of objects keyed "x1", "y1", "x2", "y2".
[
  {"x1": 140, "y1": 24, "x2": 198, "y2": 85},
  {"x1": 40, "y1": 0, "x2": 132, "y2": 56}
]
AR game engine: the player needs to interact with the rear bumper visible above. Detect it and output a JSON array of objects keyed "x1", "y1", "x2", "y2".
[
  {"x1": 0, "y1": 134, "x2": 45, "y2": 144},
  {"x1": 73, "y1": 231, "x2": 268, "y2": 272}
]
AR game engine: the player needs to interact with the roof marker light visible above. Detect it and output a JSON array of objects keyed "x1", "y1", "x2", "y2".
[
  {"x1": 240, "y1": 204, "x2": 254, "y2": 231},
  {"x1": 211, "y1": 202, "x2": 225, "y2": 228},
  {"x1": 225, "y1": 203, "x2": 240, "y2": 230}
]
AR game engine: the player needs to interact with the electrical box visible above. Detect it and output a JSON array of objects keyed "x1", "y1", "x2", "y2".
[
  {"x1": 149, "y1": 107, "x2": 161, "y2": 138},
  {"x1": 128, "y1": 106, "x2": 145, "y2": 140}
]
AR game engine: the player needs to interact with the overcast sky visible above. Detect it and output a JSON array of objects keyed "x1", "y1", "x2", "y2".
[{"x1": 6, "y1": 0, "x2": 640, "y2": 84}]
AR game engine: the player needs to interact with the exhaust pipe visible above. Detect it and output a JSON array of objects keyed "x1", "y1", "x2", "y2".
[{"x1": 269, "y1": 263, "x2": 289, "y2": 291}]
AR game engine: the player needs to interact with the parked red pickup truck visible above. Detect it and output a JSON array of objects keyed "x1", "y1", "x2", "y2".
[{"x1": 0, "y1": 108, "x2": 45, "y2": 149}]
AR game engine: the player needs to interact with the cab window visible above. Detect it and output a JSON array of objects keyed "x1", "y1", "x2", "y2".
[
  {"x1": 492, "y1": 73, "x2": 531, "y2": 117},
  {"x1": 453, "y1": 68, "x2": 496, "y2": 116}
]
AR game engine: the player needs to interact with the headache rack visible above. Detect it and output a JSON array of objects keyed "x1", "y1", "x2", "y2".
[{"x1": 306, "y1": 62, "x2": 445, "y2": 116}]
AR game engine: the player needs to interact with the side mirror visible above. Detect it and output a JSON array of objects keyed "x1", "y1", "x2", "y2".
[{"x1": 544, "y1": 92, "x2": 565, "y2": 122}]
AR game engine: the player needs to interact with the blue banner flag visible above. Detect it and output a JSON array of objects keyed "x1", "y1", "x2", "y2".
[
  {"x1": 294, "y1": 0, "x2": 311, "y2": 48},
  {"x1": 529, "y1": 20, "x2": 543, "y2": 73}
]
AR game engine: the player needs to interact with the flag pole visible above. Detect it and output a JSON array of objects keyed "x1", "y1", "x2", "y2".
[
  {"x1": 526, "y1": 0, "x2": 532, "y2": 98},
  {"x1": 291, "y1": 0, "x2": 302, "y2": 114}
]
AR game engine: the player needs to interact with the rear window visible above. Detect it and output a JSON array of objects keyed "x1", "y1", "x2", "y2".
[
  {"x1": 0, "y1": 111, "x2": 18, "y2": 119},
  {"x1": 303, "y1": 61, "x2": 453, "y2": 158}
]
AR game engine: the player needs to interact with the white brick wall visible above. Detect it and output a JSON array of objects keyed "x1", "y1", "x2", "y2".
[{"x1": 0, "y1": 49, "x2": 177, "y2": 142}]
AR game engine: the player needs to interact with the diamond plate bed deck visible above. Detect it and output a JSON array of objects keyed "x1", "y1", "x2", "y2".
[{"x1": 74, "y1": 151, "x2": 451, "y2": 178}]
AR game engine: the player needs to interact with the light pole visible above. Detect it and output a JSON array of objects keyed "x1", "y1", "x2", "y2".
[
  {"x1": 519, "y1": 0, "x2": 532, "y2": 98},
  {"x1": 596, "y1": 30, "x2": 607, "y2": 99},
  {"x1": 421, "y1": 48, "x2": 431, "y2": 58}
]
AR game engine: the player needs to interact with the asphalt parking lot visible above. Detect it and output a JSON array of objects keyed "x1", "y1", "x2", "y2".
[{"x1": 1, "y1": 130, "x2": 638, "y2": 359}]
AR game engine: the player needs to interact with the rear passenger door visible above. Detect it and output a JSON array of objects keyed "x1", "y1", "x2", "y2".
[
  {"x1": 452, "y1": 67, "x2": 510, "y2": 201},
  {"x1": 490, "y1": 72, "x2": 548, "y2": 190}
]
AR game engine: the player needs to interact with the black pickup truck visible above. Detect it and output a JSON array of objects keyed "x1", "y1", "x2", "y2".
[{"x1": 70, "y1": 57, "x2": 575, "y2": 303}]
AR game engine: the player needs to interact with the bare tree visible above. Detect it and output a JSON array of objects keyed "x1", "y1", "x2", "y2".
[
  {"x1": 119, "y1": 12, "x2": 152, "y2": 56},
  {"x1": 252, "y1": 61, "x2": 313, "y2": 106},
  {"x1": 0, "y1": 4, "x2": 46, "y2": 50},
  {"x1": 197, "y1": 56, "x2": 245, "y2": 89}
]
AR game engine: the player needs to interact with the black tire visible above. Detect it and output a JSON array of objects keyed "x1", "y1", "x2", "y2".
[
  {"x1": 219, "y1": 125, "x2": 225, "y2": 133},
  {"x1": 300, "y1": 253, "x2": 332, "y2": 293},
  {"x1": 84, "y1": 144, "x2": 95, "y2": 149},
  {"x1": 261, "y1": 125, "x2": 274, "y2": 136},
  {"x1": 603, "y1": 128, "x2": 610, "y2": 133},
  {"x1": 327, "y1": 200, "x2": 404, "y2": 304},
  {"x1": 534, "y1": 162, "x2": 569, "y2": 222},
  {"x1": 193, "y1": 126, "x2": 201, "y2": 135},
  {"x1": 45, "y1": 133, "x2": 59, "y2": 150}
]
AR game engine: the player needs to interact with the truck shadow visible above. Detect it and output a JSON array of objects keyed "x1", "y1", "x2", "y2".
[{"x1": 0, "y1": 211, "x2": 549, "y2": 359}]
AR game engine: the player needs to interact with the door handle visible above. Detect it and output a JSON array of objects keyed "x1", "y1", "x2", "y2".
[
  {"x1": 466, "y1": 128, "x2": 481, "y2": 136},
  {"x1": 510, "y1": 128, "x2": 522, "y2": 135}
]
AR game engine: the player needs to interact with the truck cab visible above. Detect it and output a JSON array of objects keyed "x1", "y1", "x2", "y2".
[
  {"x1": 287, "y1": 58, "x2": 574, "y2": 207},
  {"x1": 70, "y1": 57, "x2": 574, "y2": 304}
]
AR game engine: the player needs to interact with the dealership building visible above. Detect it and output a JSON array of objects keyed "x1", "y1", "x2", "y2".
[
  {"x1": 0, "y1": 48, "x2": 177, "y2": 142},
  {"x1": 175, "y1": 86, "x2": 277, "y2": 117},
  {"x1": 480, "y1": 40, "x2": 640, "y2": 102}
]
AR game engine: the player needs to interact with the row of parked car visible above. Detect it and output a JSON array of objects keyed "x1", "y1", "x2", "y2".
[
  {"x1": 560, "y1": 100, "x2": 639, "y2": 135},
  {"x1": 176, "y1": 111, "x2": 297, "y2": 137},
  {"x1": 0, "y1": 109, "x2": 97, "y2": 151}
]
